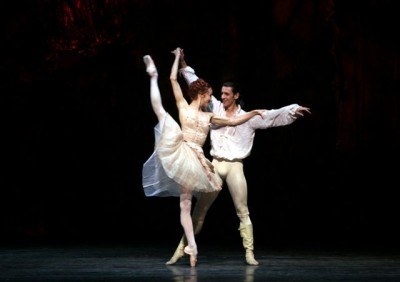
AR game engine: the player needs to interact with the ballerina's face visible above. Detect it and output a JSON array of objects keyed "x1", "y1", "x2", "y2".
[{"x1": 200, "y1": 88, "x2": 213, "y2": 108}]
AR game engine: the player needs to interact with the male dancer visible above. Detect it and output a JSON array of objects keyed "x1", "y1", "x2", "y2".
[{"x1": 166, "y1": 49, "x2": 311, "y2": 265}]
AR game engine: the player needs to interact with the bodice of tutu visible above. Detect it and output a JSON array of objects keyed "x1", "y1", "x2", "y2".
[
  {"x1": 143, "y1": 112, "x2": 222, "y2": 197},
  {"x1": 181, "y1": 108, "x2": 211, "y2": 147}
]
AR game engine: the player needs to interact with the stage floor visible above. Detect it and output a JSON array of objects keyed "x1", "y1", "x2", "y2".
[{"x1": 1, "y1": 243, "x2": 400, "y2": 281}]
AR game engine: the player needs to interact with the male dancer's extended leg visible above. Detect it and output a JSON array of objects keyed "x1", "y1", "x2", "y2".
[{"x1": 165, "y1": 191, "x2": 220, "y2": 265}]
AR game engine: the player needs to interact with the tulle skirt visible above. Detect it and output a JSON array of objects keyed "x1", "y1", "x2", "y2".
[{"x1": 142, "y1": 113, "x2": 222, "y2": 197}]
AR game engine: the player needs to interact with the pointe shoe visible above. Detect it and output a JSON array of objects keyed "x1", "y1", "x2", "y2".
[
  {"x1": 143, "y1": 55, "x2": 158, "y2": 77},
  {"x1": 184, "y1": 246, "x2": 198, "y2": 267}
]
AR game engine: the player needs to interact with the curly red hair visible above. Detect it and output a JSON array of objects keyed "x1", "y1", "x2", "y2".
[{"x1": 187, "y1": 78, "x2": 211, "y2": 100}]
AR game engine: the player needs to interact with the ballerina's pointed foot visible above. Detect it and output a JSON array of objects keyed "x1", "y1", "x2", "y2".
[
  {"x1": 184, "y1": 246, "x2": 198, "y2": 267},
  {"x1": 143, "y1": 55, "x2": 158, "y2": 77}
]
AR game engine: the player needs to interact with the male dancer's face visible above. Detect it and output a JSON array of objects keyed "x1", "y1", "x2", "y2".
[{"x1": 220, "y1": 86, "x2": 239, "y2": 110}]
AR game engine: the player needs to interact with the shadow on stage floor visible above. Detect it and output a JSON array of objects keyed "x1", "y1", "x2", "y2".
[{"x1": 1, "y1": 242, "x2": 400, "y2": 282}]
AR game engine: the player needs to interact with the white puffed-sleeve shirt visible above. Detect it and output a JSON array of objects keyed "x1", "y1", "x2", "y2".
[{"x1": 180, "y1": 66, "x2": 300, "y2": 161}]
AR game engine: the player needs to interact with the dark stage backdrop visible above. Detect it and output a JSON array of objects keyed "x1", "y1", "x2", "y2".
[{"x1": 2, "y1": 0, "x2": 399, "y2": 250}]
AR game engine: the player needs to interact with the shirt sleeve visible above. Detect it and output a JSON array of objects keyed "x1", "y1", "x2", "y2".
[
  {"x1": 179, "y1": 66, "x2": 199, "y2": 85},
  {"x1": 249, "y1": 104, "x2": 300, "y2": 129}
]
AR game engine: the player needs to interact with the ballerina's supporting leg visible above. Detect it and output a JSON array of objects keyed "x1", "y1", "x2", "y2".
[
  {"x1": 180, "y1": 187, "x2": 198, "y2": 267},
  {"x1": 165, "y1": 191, "x2": 220, "y2": 265}
]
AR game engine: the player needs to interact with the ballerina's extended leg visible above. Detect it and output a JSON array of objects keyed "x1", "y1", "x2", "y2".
[
  {"x1": 143, "y1": 55, "x2": 158, "y2": 77},
  {"x1": 143, "y1": 55, "x2": 166, "y2": 122}
]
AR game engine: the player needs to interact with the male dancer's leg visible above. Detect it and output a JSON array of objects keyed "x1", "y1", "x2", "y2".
[{"x1": 225, "y1": 161, "x2": 259, "y2": 265}]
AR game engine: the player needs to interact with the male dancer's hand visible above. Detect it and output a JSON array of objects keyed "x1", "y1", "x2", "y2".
[{"x1": 294, "y1": 106, "x2": 311, "y2": 117}]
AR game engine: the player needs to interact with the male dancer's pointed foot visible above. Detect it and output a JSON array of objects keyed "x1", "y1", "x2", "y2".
[
  {"x1": 184, "y1": 246, "x2": 197, "y2": 267},
  {"x1": 165, "y1": 247, "x2": 184, "y2": 265},
  {"x1": 166, "y1": 237, "x2": 186, "y2": 265},
  {"x1": 143, "y1": 55, "x2": 158, "y2": 77}
]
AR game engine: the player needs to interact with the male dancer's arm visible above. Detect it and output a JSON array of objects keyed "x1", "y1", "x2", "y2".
[
  {"x1": 179, "y1": 49, "x2": 199, "y2": 85},
  {"x1": 179, "y1": 50, "x2": 215, "y2": 112},
  {"x1": 251, "y1": 104, "x2": 311, "y2": 129}
]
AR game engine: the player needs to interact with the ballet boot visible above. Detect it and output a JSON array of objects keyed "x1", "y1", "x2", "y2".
[
  {"x1": 165, "y1": 236, "x2": 187, "y2": 265},
  {"x1": 143, "y1": 55, "x2": 158, "y2": 77},
  {"x1": 239, "y1": 223, "x2": 259, "y2": 265}
]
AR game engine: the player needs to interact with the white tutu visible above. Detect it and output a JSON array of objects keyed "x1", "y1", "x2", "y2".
[{"x1": 142, "y1": 113, "x2": 222, "y2": 197}]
